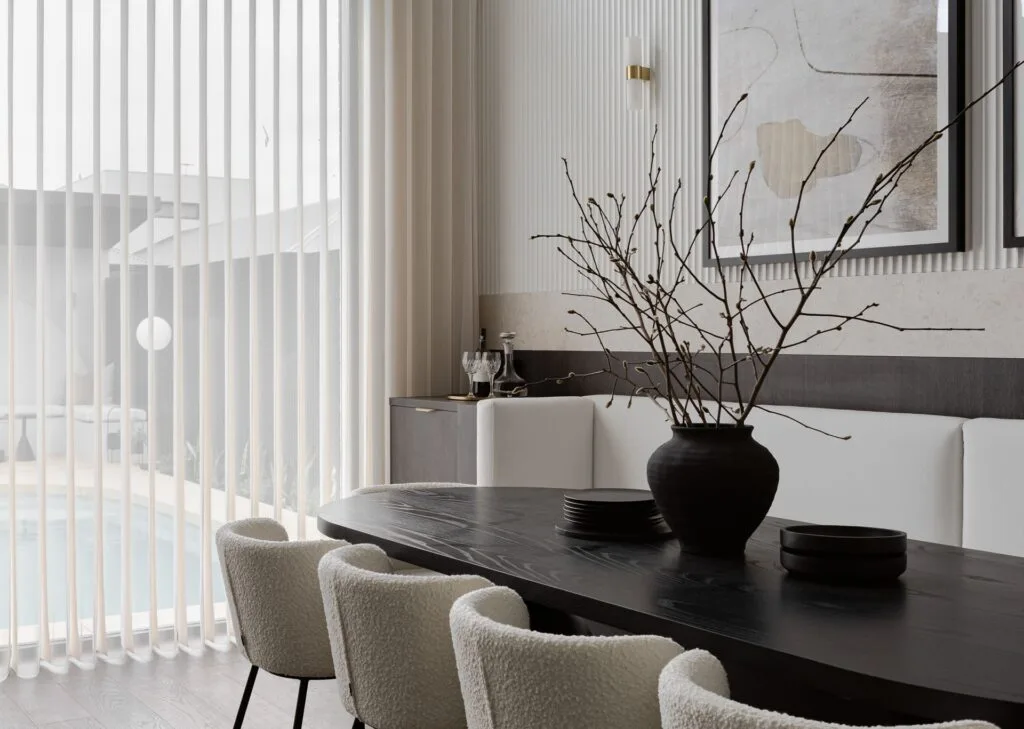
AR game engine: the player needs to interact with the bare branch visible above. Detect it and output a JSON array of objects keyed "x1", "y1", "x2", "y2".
[
  {"x1": 531, "y1": 63, "x2": 1018, "y2": 432},
  {"x1": 753, "y1": 405, "x2": 851, "y2": 441}
]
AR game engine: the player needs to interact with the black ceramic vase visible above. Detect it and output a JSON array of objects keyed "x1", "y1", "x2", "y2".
[{"x1": 646, "y1": 425, "x2": 779, "y2": 556}]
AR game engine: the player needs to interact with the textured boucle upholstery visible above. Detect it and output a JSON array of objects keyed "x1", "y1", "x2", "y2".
[
  {"x1": 318, "y1": 543, "x2": 493, "y2": 729},
  {"x1": 216, "y1": 518, "x2": 341, "y2": 679},
  {"x1": 450, "y1": 586, "x2": 683, "y2": 729},
  {"x1": 659, "y1": 650, "x2": 999, "y2": 729}
]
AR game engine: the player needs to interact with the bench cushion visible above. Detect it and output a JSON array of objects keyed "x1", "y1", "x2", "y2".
[
  {"x1": 963, "y1": 418, "x2": 1024, "y2": 557},
  {"x1": 477, "y1": 397, "x2": 594, "y2": 490},
  {"x1": 477, "y1": 396, "x2": 968, "y2": 547},
  {"x1": 747, "y1": 406, "x2": 966, "y2": 545},
  {"x1": 590, "y1": 396, "x2": 675, "y2": 491}
]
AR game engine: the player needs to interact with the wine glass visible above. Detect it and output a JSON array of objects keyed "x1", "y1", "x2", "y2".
[
  {"x1": 480, "y1": 351, "x2": 502, "y2": 396},
  {"x1": 461, "y1": 351, "x2": 479, "y2": 398}
]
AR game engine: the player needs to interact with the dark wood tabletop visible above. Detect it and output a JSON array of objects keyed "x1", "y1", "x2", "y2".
[{"x1": 317, "y1": 486, "x2": 1024, "y2": 725}]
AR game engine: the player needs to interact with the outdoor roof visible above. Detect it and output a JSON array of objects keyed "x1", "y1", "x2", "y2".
[{"x1": 0, "y1": 189, "x2": 150, "y2": 249}]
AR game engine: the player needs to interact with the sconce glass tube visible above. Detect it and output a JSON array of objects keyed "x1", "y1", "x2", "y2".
[{"x1": 625, "y1": 36, "x2": 647, "y2": 112}]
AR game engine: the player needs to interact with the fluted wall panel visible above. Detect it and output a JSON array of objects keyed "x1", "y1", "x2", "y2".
[{"x1": 478, "y1": 0, "x2": 1021, "y2": 296}]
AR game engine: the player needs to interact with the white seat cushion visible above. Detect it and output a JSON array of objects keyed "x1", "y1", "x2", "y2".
[
  {"x1": 747, "y1": 406, "x2": 966, "y2": 545},
  {"x1": 477, "y1": 396, "x2": 595, "y2": 490},
  {"x1": 963, "y1": 418, "x2": 1024, "y2": 557}
]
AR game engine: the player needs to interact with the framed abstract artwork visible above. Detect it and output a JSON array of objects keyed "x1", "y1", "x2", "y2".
[
  {"x1": 1005, "y1": 0, "x2": 1024, "y2": 248},
  {"x1": 705, "y1": 0, "x2": 966, "y2": 264}
]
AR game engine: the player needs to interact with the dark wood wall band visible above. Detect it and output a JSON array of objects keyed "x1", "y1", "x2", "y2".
[{"x1": 513, "y1": 350, "x2": 1024, "y2": 420}]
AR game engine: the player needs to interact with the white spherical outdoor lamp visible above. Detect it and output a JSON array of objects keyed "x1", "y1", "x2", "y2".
[{"x1": 136, "y1": 316, "x2": 172, "y2": 352}]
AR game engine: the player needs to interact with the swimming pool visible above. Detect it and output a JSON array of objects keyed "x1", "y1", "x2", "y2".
[{"x1": 0, "y1": 494, "x2": 226, "y2": 632}]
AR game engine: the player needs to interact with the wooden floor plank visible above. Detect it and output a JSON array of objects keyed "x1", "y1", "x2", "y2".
[
  {"x1": 213, "y1": 656, "x2": 349, "y2": 729},
  {"x1": 126, "y1": 669, "x2": 233, "y2": 729},
  {"x1": 0, "y1": 647, "x2": 353, "y2": 729},
  {"x1": 57, "y1": 671, "x2": 181, "y2": 729},
  {"x1": 4, "y1": 677, "x2": 91, "y2": 725},
  {"x1": 0, "y1": 693, "x2": 37, "y2": 728}
]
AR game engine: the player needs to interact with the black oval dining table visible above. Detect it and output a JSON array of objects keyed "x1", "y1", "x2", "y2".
[{"x1": 317, "y1": 486, "x2": 1024, "y2": 726}]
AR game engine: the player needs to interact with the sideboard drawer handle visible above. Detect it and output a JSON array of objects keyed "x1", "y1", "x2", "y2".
[{"x1": 414, "y1": 407, "x2": 437, "y2": 413}]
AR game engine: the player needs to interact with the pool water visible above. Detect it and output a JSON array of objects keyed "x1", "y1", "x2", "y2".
[{"x1": 0, "y1": 494, "x2": 226, "y2": 632}]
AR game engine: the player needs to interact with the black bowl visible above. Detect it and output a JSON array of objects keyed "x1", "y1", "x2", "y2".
[
  {"x1": 780, "y1": 524, "x2": 907, "y2": 557},
  {"x1": 780, "y1": 549, "x2": 907, "y2": 584}
]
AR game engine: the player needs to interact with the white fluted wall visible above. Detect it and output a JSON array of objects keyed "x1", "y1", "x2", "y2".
[{"x1": 478, "y1": 0, "x2": 1024, "y2": 356}]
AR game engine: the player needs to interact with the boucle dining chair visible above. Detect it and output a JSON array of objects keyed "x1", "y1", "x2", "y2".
[
  {"x1": 216, "y1": 518, "x2": 344, "y2": 729},
  {"x1": 658, "y1": 649, "x2": 999, "y2": 729},
  {"x1": 449, "y1": 585, "x2": 684, "y2": 729},
  {"x1": 318, "y1": 542, "x2": 493, "y2": 729}
]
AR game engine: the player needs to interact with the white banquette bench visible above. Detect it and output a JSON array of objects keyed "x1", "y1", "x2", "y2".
[{"x1": 475, "y1": 396, "x2": 1024, "y2": 557}]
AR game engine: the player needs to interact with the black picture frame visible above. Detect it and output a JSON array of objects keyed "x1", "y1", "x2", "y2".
[
  {"x1": 704, "y1": 0, "x2": 967, "y2": 265},
  {"x1": 1004, "y1": 0, "x2": 1024, "y2": 248}
]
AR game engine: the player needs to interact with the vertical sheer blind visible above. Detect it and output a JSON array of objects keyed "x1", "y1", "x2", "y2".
[
  {"x1": 0, "y1": 0, "x2": 477, "y2": 679},
  {"x1": 0, "y1": 0, "x2": 349, "y2": 677}
]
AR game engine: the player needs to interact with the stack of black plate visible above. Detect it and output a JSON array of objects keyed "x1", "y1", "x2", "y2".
[
  {"x1": 555, "y1": 489, "x2": 672, "y2": 542},
  {"x1": 780, "y1": 525, "x2": 908, "y2": 584}
]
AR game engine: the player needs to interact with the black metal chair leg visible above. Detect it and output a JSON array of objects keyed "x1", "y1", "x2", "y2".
[
  {"x1": 293, "y1": 679, "x2": 310, "y2": 729},
  {"x1": 233, "y1": 665, "x2": 259, "y2": 729}
]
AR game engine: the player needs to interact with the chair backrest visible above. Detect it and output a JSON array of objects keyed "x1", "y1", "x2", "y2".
[
  {"x1": 318, "y1": 543, "x2": 493, "y2": 729},
  {"x1": 215, "y1": 518, "x2": 339, "y2": 679},
  {"x1": 449, "y1": 586, "x2": 683, "y2": 729},
  {"x1": 658, "y1": 650, "x2": 998, "y2": 729}
]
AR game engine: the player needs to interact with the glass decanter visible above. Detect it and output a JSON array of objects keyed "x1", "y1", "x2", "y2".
[{"x1": 492, "y1": 332, "x2": 528, "y2": 397}]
